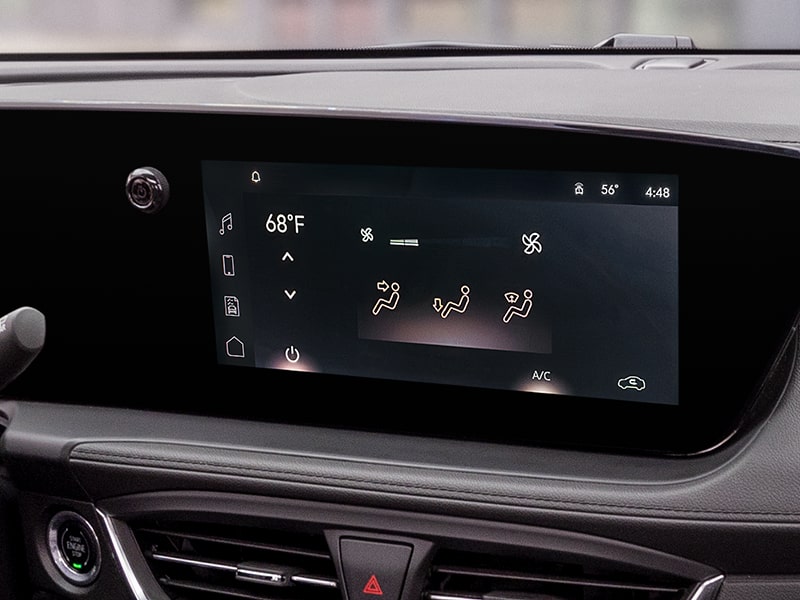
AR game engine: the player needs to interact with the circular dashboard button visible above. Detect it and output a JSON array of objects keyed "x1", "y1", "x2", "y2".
[
  {"x1": 125, "y1": 166, "x2": 169, "y2": 214},
  {"x1": 47, "y1": 511, "x2": 101, "y2": 585},
  {"x1": 58, "y1": 521, "x2": 94, "y2": 572}
]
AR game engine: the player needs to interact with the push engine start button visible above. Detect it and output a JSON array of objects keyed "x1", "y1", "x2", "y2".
[
  {"x1": 59, "y1": 521, "x2": 94, "y2": 572},
  {"x1": 47, "y1": 511, "x2": 101, "y2": 585}
]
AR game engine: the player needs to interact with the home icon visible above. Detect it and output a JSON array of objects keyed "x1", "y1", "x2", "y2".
[{"x1": 225, "y1": 336, "x2": 245, "y2": 358}]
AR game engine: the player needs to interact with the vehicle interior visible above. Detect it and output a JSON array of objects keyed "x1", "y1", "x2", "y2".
[{"x1": 2, "y1": 5, "x2": 800, "y2": 600}]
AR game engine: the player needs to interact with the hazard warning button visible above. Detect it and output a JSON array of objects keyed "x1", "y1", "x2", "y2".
[
  {"x1": 340, "y1": 539, "x2": 412, "y2": 600},
  {"x1": 363, "y1": 574, "x2": 383, "y2": 595}
]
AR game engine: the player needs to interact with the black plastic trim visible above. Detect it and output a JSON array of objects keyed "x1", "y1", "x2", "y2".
[{"x1": 97, "y1": 491, "x2": 719, "y2": 598}]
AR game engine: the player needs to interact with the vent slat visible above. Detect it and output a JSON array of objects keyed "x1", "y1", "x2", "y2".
[
  {"x1": 426, "y1": 550, "x2": 689, "y2": 600},
  {"x1": 428, "y1": 593, "x2": 482, "y2": 600},
  {"x1": 291, "y1": 574, "x2": 339, "y2": 588},
  {"x1": 434, "y1": 565, "x2": 681, "y2": 594},
  {"x1": 160, "y1": 576, "x2": 276, "y2": 600},
  {"x1": 137, "y1": 526, "x2": 331, "y2": 560},
  {"x1": 134, "y1": 521, "x2": 339, "y2": 600},
  {"x1": 150, "y1": 550, "x2": 238, "y2": 572}
]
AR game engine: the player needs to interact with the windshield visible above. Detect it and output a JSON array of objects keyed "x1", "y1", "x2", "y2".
[{"x1": 1, "y1": 0, "x2": 800, "y2": 53}]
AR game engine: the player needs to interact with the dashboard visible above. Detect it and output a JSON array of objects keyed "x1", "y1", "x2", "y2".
[{"x1": 2, "y1": 51, "x2": 800, "y2": 600}]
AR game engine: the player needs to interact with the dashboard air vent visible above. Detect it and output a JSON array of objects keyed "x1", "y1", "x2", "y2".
[
  {"x1": 132, "y1": 520, "x2": 339, "y2": 600},
  {"x1": 424, "y1": 549, "x2": 692, "y2": 600}
]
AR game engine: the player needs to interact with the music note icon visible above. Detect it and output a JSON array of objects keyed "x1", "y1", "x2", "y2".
[{"x1": 219, "y1": 213, "x2": 233, "y2": 235}]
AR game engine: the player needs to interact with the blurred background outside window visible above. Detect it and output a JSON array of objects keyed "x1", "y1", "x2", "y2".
[{"x1": 1, "y1": 0, "x2": 800, "y2": 53}]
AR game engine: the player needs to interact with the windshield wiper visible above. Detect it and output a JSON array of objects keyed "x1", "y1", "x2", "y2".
[
  {"x1": 366, "y1": 41, "x2": 525, "y2": 51},
  {"x1": 590, "y1": 33, "x2": 696, "y2": 49},
  {"x1": 368, "y1": 33, "x2": 696, "y2": 53}
]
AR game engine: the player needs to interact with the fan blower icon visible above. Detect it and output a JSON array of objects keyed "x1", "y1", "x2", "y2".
[{"x1": 521, "y1": 232, "x2": 542, "y2": 255}]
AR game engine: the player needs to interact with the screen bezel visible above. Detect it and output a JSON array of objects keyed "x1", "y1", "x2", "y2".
[
  {"x1": 194, "y1": 114, "x2": 798, "y2": 455},
  {"x1": 4, "y1": 110, "x2": 798, "y2": 455}
]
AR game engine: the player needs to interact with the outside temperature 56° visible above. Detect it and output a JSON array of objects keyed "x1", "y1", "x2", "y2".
[
  {"x1": 600, "y1": 183, "x2": 620, "y2": 196},
  {"x1": 266, "y1": 213, "x2": 305, "y2": 234}
]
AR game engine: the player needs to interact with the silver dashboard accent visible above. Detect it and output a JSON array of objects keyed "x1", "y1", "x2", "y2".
[
  {"x1": 687, "y1": 574, "x2": 724, "y2": 600},
  {"x1": 96, "y1": 509, "x2": 150, "y2": 600},
  {"x1": 150, "y1": 551, "x2": 236, "y2": 572}
]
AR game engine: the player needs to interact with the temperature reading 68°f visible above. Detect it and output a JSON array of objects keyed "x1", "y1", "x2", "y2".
[{"x1": 266, "y1": 213, "x2": 305, "y2": 234}]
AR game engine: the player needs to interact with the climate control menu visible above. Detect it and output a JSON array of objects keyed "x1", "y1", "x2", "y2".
[{"x1": 203, "y1": 161, "x2": 678, "y2": 405}]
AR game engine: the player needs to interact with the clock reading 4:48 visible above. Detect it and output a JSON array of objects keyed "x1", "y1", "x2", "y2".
[{"x1": 645, "y1": 186, "x2": 671, "y2": 199}]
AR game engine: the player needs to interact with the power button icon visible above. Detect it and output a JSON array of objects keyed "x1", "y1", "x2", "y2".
[{"x1": 285, "y1": 345, "x2": 301, "y2": 363}]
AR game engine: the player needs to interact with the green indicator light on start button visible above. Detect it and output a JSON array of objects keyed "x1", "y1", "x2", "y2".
[{"x1": 60, "y1": 524, "x2": 92, "y2": 572}]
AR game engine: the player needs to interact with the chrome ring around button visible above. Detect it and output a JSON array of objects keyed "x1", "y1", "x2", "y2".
[{"x1": 47, "y1": 511, "x2": 102, "y2": 586}]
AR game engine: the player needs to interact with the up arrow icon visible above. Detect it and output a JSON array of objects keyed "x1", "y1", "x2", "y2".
[{"x1": 282, "y1": 252, "x2": 294, "y2": 262}]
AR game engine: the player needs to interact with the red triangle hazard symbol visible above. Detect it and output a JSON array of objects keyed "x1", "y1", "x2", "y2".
[{"x1": 363, "y1": 574, "x2": 383, "y2": 596}]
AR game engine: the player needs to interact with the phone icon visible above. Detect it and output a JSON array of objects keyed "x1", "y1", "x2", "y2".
[{"x1": 222, "y1": 254, "x2": 235, "y2": 276}]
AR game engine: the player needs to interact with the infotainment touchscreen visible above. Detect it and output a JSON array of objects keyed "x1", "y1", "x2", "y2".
[{"x1": 203, "y1": 161, "x2": 678, "y2": 405}]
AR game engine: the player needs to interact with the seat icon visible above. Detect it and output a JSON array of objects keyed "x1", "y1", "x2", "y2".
[{"x1": 433, "y1": 285, "x2": 470, "y2": 319}]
